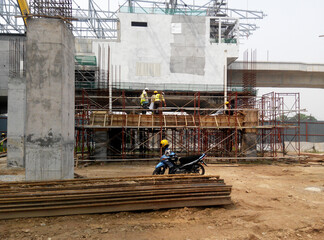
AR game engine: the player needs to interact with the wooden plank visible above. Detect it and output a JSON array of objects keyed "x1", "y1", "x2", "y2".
[
  {"x1": 151, "y1": 115, "x2": 154, "y2": 130},
  {"x1": 236, "y1": 116, "x2": 241, "y2": 128},
  {"x1": 192, "y1": 115, "x2": 196, "y2": 127},
  {"x1": 91, "y1": 113, "x2": 95, "y2": 126},
  {"x1": 138, "y1": 114, "x2": 141, "y2": 129},
  {"x1": 103, "y1": 114, "x2": 107, "y2": 127}
]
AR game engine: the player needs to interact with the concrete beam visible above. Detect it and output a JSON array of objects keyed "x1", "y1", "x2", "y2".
[{"x1": 229, "y1": 61, "x2": 324, "y2": 88}]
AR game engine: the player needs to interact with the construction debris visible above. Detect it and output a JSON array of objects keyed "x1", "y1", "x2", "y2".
[{"x1": 0, "y1": 175, "x2": 232, "y2": 219}]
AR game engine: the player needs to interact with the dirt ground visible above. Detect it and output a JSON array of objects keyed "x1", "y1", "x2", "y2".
[{"x1": 1, "y1": 161, "x2": 324, "y2": 240}]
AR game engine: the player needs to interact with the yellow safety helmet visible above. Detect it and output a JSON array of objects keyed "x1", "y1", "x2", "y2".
[
  {"x1": 154, "y1": 91, "x2": 158, "y2": 94},
  {"x1": 160, "y1": 139, "x2": 169, "y2": 148},
  {"x1": 225, "y1": 101, "x2": 230, "y2": 105}
]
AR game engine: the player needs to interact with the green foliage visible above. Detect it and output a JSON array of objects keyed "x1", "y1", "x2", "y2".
[{"x1": 280, "y1": 113, "x2": 317, "y2": 122}]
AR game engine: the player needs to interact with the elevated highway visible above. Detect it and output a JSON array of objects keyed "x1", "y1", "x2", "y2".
[{"x1": 229, "y1": 61, "x2": 324, "y2": 88}]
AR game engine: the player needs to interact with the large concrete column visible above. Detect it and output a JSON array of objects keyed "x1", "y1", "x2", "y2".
[
  {"x1": 94, "y1": 131, "x2": 108, "y2": 159},
  {"x1": 242, "y1": 110, "x2": 258, "y2": 157},
  {"x1": 242, "y1": 132, "x2": 257, "y2": 157},
  {"x1": 25, "y1": 19, "x2": 75, "y2": 181},
  {"x1": 7, "y1": 77, "x2": 26, "y2": 168}
]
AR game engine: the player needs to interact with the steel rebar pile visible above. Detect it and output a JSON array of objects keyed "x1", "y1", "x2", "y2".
[{"x1": 0, "y1": 175, "x2": 232, "y2": 219}]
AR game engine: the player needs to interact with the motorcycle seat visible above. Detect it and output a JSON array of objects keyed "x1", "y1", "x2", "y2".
[{"x1": 179, "y1": 155, "x2": 202, "y2": 164}]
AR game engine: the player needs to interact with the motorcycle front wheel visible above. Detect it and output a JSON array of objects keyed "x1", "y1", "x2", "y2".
[
  {"x1": 193, "y1": 164, "x2": 205, "y2": 175},
  {"x1": 152, "y1": 166, "x2": 166, "y2": 175}
]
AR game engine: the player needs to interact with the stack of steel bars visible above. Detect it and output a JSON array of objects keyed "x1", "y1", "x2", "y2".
[{"x1": 0, "y1": 175, "x2": 232, "y2": 219}]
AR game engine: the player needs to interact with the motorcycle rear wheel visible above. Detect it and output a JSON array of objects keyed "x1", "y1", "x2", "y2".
[
  {"x1": 153, "y1": 166, "x2": 166, "y2": 175},
  {"x1": 193, "y1": 164, "x2": 205, "y2": 175}
]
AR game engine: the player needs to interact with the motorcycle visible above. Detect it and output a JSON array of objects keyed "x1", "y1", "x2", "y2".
[{"x1": 152, "y1": 153, "x2": 207, "y2": 175}]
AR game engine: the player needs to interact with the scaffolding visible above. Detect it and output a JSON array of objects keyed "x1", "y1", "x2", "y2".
[
  {"x1": 1, "y1": 0, "x2": 265, "y2": 38},
  {"x1": 257, "y1": 92, "x2": 300, "y2": 157},
  {"x1": 74, "y1": 88, "x2": 300, "y2": 162}
]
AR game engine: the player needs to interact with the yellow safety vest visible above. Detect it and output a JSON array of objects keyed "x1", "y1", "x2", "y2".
[
  {"x1": 154, "y1": 94, "x2": 161, "y2": 102},
  {"x1": 140, "y1": 92, "x2": 148, "y2": 104}
]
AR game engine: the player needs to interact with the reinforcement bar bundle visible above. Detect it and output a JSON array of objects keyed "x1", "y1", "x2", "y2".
[{"x1": 0, "y1": 175, "x2": 232, "y2": 219}]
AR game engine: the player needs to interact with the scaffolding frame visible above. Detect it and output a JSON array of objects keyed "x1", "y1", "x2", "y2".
[
  {"x1": 1, "y1": 0, "x2": 265, "y2": 38},
  {"x1": 75, "y1": 88, "x2": 300, "y2": 162},
  {"x1": 257, "y1": 92, "x2": 300, "y2": 157}
]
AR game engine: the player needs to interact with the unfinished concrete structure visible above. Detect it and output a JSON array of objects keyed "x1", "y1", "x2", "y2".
[
  {"x1": 84, "y1": 13, "x2": 239, "y2": 89},
  {"x1": 25, "y1": 18, "x2": 75, "y2": 180},
  {"x1": 0, "y1": 0, "x2": 309, "y2": 166},
  {"x1": 7, "y1": 76, "x2": 26, "y2": 167},
  {"x1": 6, "y1": 36, "x2": 26, "y2": 168}
]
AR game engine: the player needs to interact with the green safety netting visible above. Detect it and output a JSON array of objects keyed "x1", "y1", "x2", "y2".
[{"x1": 75, "y1": 55, "x2": 97, "y2": 66}]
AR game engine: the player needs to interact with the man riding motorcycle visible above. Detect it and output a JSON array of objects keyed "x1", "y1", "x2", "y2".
[
  {"x1": 159, "y1": 139, "x2": 177, "y2": 172},
  {"x1": 153, "y1": 139, "x2": 207, "y2": 175}
]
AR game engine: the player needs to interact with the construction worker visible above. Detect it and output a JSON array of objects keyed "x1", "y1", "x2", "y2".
[
  {"x1": 152, "y1": 90, "x2": 160, "y2": 114},
  {"x1": 161, "y1": 139, "x2": 170, "y2": 156},
  {"x1": 214, "y1": 101, "x2": 230, "y2": 115},
  {"x1": 0, "y1": 133, "x2": 6, "y2": 152},
  {"x1": 225, "y1": 100, "x2": 234, "y2": 115},
  {"x1": 160, "y1": 139, "x2": 176, "y2": 169},
  {"x1": 152, "y1": 91, "x2": 165, "y2": 114},
  {"x1": 140, "y1": 87, "x2": 149, "y2": 114}
]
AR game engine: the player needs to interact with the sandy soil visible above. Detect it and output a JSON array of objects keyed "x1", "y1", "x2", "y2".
[{"x1": 1, "y1": 162, "x2": 324, "y2": 240}]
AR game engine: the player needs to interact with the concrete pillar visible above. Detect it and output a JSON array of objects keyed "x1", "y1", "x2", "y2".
[
  {"x1": 94, "y1": 131, "x2": 107, "y2": 159},
  {"x1": 7, "y1": 77, "x2": 26, "y2": 168},
  {"x1": 0, "y1": 39, "x2": 9, "y2": 101},
  {"x1": 242, "y1": 132, "x2": 257, "y2": 157},
  {"x1": 25, "y1": 19, "x2": 75, "y2": 181}
]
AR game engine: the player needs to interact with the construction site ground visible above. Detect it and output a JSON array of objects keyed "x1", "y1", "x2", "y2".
[{"x1": 0, "y1": 158, "x2": 324, "y2": 240}]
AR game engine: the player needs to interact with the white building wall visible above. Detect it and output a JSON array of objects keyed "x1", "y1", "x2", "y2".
[{"x1": 76, "y1": 13, "x2": 239, "y2": 90}]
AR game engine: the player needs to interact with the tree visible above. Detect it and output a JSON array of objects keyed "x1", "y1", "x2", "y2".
[{"x1": 283, "y1": 113, "x2": 317, "y2": 122}]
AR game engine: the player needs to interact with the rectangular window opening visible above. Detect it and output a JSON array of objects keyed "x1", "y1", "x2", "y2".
[{"x1": 131, "y1": 21, "x2": 147, "y2": 27}]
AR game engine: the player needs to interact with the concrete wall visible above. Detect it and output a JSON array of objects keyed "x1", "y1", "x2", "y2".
[
  {"x1": 285, "y1": 142, "x2": 324, "y2": 153},
  {"x1": 76, "y1": 13, "x2": 239, "y2": 89},
  {"x1": 7, "y1": 77, "x2": 26, "y2": 168},
  {"x1": 0, "y1": 39, "x2": 9, "y2": 97},
  {"x1": 0, "y1": 35, "x2": 25, "y2": 113},
  {"x1": 0, "y1": 39, "x2": 9, "y2": 114},
  {"x1": 25, "y1": 19, "x2": 75, "y2": 181}
]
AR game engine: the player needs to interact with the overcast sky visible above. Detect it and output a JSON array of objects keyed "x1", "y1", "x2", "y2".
[
  {"x1": 229, "y1": 0, "x2": 324, "y2": 120},
  {"x1": 78, "y1": 0, "x2": 324, "y2": 119}
]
